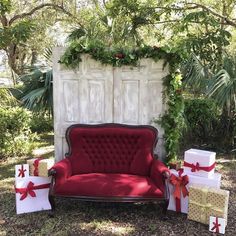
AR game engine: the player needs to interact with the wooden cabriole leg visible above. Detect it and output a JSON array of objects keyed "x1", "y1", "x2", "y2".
[
  {"x1": 161, "y1": 177, "x2": 170, "y2": 220},
  {"x1": 48, "y1": 194, "x2": 55, "y2": 217},
  {"x1": 49, "y1": 194, "x2": 55, "y2": 210},
  {"x1": 161, "y1": 199, "x2": 169, "y2": 221},
  {"x1": 48, "y1": 169, "x2": 56, "y2": 217}
]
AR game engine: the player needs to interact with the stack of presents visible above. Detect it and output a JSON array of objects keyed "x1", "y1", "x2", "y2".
[
  {"x1": 168, "y1": 149, "x2": 229, "y2": 234},
  {"x1": 14, "y1": 158, "x2": 54, "y2": 214}
]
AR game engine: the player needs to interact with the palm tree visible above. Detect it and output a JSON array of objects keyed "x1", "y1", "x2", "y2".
[
  {"x1": 183, "y1": 53, "x2": 236, "y2": 112},
  {"x1": 20, "y1": 66, "x2": 53, "y2": 116},
  {"x1": 207, "y1": 55, "x2": 236, "y2": 114},
  {"x1": 183, "y1": 53, "x2": 236, "y2": 149},
  {"x1": 19, "y1": 47, "x2": 53, "y2": 116},
  {"x1": 181, "y1": 53, "x2": 210, "y2": 95}
]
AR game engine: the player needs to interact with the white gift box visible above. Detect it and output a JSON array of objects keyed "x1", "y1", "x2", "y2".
[
  {"x1": 209, "y1": 216, "x2": 226, "y2": 234},
  {"x1": 167, "y1": 169, "x2": 221, "y2": 213},
  {"x1": 15, "y1": 176, "x2": 52, "y2": 214},
  {"x1": 15, "y1": 164, "x2": 29, "y2": 178},
  {"x1": 183, "y1": 149, "x2": 216, "y2": 178}
]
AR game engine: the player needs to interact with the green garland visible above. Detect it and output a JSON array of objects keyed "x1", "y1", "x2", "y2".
[
  {"x1": 60, "y1": 41, "x2": 184, "y2": 163},
  {"x1": 59, "y1": 41, "x2": 179, "y2": 68}
]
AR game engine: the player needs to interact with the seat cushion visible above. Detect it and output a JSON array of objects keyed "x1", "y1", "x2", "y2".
[{"x1": 55, "y1": 173, "x2": 164, "y2": 198}]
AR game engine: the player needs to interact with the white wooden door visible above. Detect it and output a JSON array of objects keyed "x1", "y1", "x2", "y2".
[
  {"x1": 53, "y1": 48, "x2": 168, "y2": 161},
  {"x1": 53, "y1": 49, "x2": 113, "y2": 160},
  {"x1": 113, "y1": 58, "x2": 168, "y2": 158},
  {"x1": 114, "y1": 58, "x2": 167, "y2": 124}
]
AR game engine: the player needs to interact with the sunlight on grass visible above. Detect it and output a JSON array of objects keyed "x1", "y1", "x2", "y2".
[
  {"x1": 32, "y1": 145, "x2": 54, "y2": 157},
  {"x1": 0, "y1": 177, "x2": 14, "y2": 190},
  {"x1": 0, "y1": 230, "x2": 7, "y2": 236},
  {"x1": 80, "y1": 221, "x2": 135, "y2": 235}
]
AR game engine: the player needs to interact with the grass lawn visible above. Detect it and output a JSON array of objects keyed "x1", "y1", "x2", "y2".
[{"x1": 0, "y1": 136, "x2": 236, "y2": 235}]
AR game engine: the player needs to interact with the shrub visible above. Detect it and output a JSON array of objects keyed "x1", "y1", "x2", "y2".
[
  {"x1": 0, "y1": 87, "x2": 18, "y2": 107},
  {"x1": 30, "y1": 114, "x2": 53, "y2": 133},
  {"x1": 0, "y1": 106, "x2": 37, "y2": 158},
  {"x1": 183, "y1": 98, "x2": 220, "y2": 147}
]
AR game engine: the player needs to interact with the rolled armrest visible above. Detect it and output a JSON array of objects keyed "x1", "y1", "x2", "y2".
[
  {"x1": 150, "y1": 159, "x2": 170, "y2": 194},
  {"x1": 49, "y1": 158, "x2": 72, "y2": 188}
]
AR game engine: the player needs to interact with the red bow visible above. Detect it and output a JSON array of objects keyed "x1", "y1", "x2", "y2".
[
  {"x1": 15, "y1": 181, "x2": 50, "y2": 201},
  {"x1": 18, "y1": 165, "x2": 26, "y2": 178},
  {"x1": 184, "y1": 161, "x2": 215, "y2": 173},
  {"x1": 191, "y1": 162, "x2": 200, "y2": 172},
  {"x1": 33, "y1": 158, "x2": 43, "y2": 176},
  {"x1": 211, "y1": 217, "x2": 221, "y2": 233},
  {"x1": 170, "y1": 174, "x2": 189, "y2": 199},
  {"x1": 169, "y1": 171, "x2": 189, "y2": 212}
]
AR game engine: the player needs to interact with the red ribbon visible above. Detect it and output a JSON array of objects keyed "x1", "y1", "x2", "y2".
[
  {"x1": 211, "y1": 217, "x2": 221, "y2": 233},
  {"x1": 183, "y1": 161, "x2": 215, "y2": 172},
  {"x1": 169, "y1": 169, "x2": 189, "y2": 212},
  {"x1": 33, "y1": 158, "x2": 43, "y2": 176},
  {"x1": 18, "y1": 165, "x2": 26, "y2": 178},
  {"x1": 15, "y1": 181, "x2": 50, "y2": 201}
]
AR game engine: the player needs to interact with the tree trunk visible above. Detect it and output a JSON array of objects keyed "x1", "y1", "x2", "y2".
[{"x1": 7, "y1": 43, "x2": 22, "y2": 77}]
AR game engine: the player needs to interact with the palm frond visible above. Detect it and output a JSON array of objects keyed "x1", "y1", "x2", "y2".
[
  {"x1": 67, "y1": 28, "x2": 86, "y2": 42},
  {"x1": 43, "y1": 47, "x2": 53, "y2": 63},
  {"x1": 20, "y1": 68, "x2": 53, "y2": 116},
  {"x1": 182, "y1": 53, "x2": 210, "y2": 93},
  {"x1": 207, "y1": 64, "x2": 236, "y2": 112}
]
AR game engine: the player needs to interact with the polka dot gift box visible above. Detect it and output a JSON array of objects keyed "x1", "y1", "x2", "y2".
[
  {"x1": 188, "y1": 184, "x2": 229, "y2": 225},
  {"x1": 27, "y1": 158, "x2": 54, "y2": 177}
]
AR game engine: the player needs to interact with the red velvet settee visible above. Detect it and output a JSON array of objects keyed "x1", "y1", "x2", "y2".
[{"x1": 49, "y1": 123, "x2": 170, "y2": 211}]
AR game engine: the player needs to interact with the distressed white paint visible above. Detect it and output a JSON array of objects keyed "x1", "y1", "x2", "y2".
[
  {"x1": 53, "y1": 47, "x2": 169, "y2": 161},
  {"x1": 63, "y1": 81, "x2": 79, "y2": 122}
]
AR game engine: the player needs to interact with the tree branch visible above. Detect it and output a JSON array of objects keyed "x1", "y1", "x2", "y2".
[
  {"x1": 0, "y1": 15, "x2": 8, "y2": 27},
  {"x1": 153, "y1": 19, "x2": 182, "y2": 24},
  {"x1": 9, "y1": 3, "x2": 78, "y2": 25},
  {"x1": 152, "y1": 19, "x2": 211, "y2": 26},
  {"x1": 183, "y1": 2, "x2": 236, "y2": 28},
  {"x1": 148, "y1": 3, "x2": 236, "y2": 28}
]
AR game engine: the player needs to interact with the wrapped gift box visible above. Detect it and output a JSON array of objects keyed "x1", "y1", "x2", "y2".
[
  {"x1": 188, "y1": 185, "x2": 229, "y2": 225},
  {"x1": 168, "y1": 169, "x2": 221, "y2": 213},
  {"x1": 27, "y1": 158, "x2": 54, "y2": 177},
  {"x1": 15, "y1": 164, "x2": 29, "y2": 178},
  {"x1": 209, "y1": 216, "x2": 226, "y2": 234},
  {"x1": 15, "y1": 176, "x2": 51, "y2": 214},
  {"x1": 183, "y1": 149, "x2": 216, "y2": 178}
]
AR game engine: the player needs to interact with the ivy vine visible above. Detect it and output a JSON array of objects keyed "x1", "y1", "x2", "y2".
[
  {"x1": 155, "y1": 73, "x2": 185, "y2": 163},
  {"x1": 60, "y1": 41, "x2": 184, "y2": 163}
]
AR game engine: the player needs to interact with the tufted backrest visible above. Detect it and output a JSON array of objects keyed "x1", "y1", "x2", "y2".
[{"x1": 65, "y1": 124, "x2": 158, "y2": 176}]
